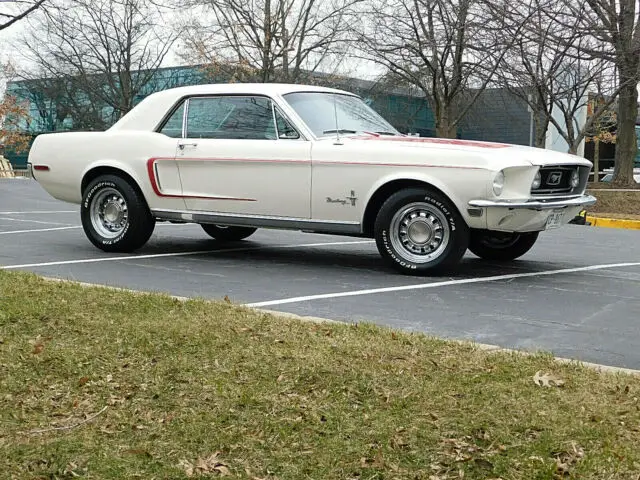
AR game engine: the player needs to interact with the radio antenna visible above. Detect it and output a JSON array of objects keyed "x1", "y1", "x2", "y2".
[{"x1": 333, "y1": 94, "x2": 343, "y2": 145}]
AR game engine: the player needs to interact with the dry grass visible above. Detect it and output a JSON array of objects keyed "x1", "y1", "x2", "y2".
[
  {"x1": 2, "y1": 271, "x2": 640, "y2": 479},
  {"x1": 587, "y1": 182, "x2": 640, "y2": 190},
  {"x1": 586, "y1": 189, "x2": 640, "y2": 216}
]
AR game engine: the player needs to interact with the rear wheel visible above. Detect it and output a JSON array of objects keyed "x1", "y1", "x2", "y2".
[
  {"x1": 468, "y1": 230, "x2": 539, "y2": 261},
  {"x1": 81, "y1": 174, "x2": 155, "y2": 252},
  {"x1": 200, "y1": 224, "x2": 257, "y2": 241},
  {"x1": 374, "y1": 188, "x2": 469, "y2": 275}
]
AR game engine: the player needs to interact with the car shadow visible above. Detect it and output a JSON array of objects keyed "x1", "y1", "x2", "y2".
[{"x1": 134, "y1": 237, "x2": 575, "y2": 280}]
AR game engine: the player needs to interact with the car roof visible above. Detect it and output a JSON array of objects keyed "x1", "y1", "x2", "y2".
[
  {"x1": 148, "y1": 83, "x2": 356, "y2": 100},
  {"x1": 109, "y1": 83, "x2": 358, "y2": 132}
]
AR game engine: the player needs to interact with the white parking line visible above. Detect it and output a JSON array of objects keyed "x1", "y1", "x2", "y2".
[
  {"x1": 0, "y1": 210, "x2": 77, "y2": 215},
  {"x1": 0, "y1": 216, "x2": 73, "y2": 226},
  {"x1": 0, "y1": 240, "x2": 374, "y2": 270},
  {"x1": 0, "y1": 226, "x2": 81, "y2": 235},
  {"x1": 0, "y1": 222, "x2": 200, "y2": 236},
  {"x1": 247, "y1": 261, "x2": 640, "y2": 307}
]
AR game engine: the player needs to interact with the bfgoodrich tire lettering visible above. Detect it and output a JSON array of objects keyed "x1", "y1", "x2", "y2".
[
  {"x1": 81, "y1": 174, "x2": 155, "y2": 252},
  {"x1": 374, "y1": 187, "x2": 469, "y2": 275}
]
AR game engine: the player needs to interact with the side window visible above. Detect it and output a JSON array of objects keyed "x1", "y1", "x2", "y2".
[
  {"x1": 274, "y1": 108, "x2": 301, "y2": 139},
  {"x1": 159, "y1": 101, "x2": 185, "y2": 138},
  {"x1": 186, "y1": 96, "x2": 277, "y2": 140}
]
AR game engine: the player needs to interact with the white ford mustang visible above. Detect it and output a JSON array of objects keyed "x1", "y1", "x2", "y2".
[{"x1": 27, "y1": 83, "x2": 596, "y2": 274}]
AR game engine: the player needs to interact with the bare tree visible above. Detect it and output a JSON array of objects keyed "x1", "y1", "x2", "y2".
[
  {"x1": 182, "y1": 0, "x2": 362, "y2": 83},
  {"x1": 496, "y1": 0, "x2": 622, "y2": 158},
  {"x1": 12, "y1": 73, "x2": 110, "y2": 131},
  {"x1": 0, "y1": 0, "x2": 46, "y2": 32},
  {"x1": 550, "y1": 0, "x2": 639, "y2": 185},
  {"x1": 0, "y1": 62, "x2": 30, "y2": 153},
  {"x1": 585, "y1": 98, "x2": 617, "y2": 182},
  {"x1": 19, "y1": 0, "x2": 179, "y2": 128},
  {"x1": 355, "y1": 0, "x2": 530, "y2": 138}
]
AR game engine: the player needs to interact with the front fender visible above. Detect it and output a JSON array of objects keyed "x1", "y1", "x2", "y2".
[{"x1": 362, "y1": 169, "x2": 493, "y2": 227}]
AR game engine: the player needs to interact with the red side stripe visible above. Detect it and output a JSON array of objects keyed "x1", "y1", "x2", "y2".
[{"x1": 146, "y1": 158, "x2": 256, "y2": 201}]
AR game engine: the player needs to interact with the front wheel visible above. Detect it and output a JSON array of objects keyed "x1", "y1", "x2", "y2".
[
  {"x1": 81, "y1": 174, "x2": 155, "y2": 252},
  {"x1": 200, "y1": 224, "x2": 257, "y2": 241},
  {"x1": 374, "y1": 188, "x2": 469, "y2": 275},
  {"x1": 468, "y1": 230, "x2": 539, "y2": 261}
]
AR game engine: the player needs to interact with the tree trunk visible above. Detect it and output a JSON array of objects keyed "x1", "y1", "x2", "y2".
[
  {"x1": 262, "y1": 0, "x2": 272, "y2": 82},
  {"x1": 534, "y1": 115, "x2": 548, "y2": 148},
  {"x1": 612, "y1": 75, "x2": 639, "y2": 186},
  {"x1": 435, "y1": 108, "x2": 457, "y2": 138},
  {"x1": 593, "y1": 138, "x2": 599, "y2": 183}
]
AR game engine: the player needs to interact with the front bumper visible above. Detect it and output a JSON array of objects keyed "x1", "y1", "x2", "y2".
[
  {"x1": 469, "y1": 194, "x2": 596, "y2": 211},
  {"x1": 468, "y1": 194, "x2": 596, "y2": 232}
]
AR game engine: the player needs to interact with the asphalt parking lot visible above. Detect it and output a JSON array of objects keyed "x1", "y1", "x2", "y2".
[{"x1": 2, "y1": 178, "x2": 640, "y2": 369}]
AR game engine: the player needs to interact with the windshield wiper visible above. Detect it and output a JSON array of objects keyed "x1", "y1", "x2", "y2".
[{"x1": 322, "y1": 129, "x2": 357, "y2": 135}]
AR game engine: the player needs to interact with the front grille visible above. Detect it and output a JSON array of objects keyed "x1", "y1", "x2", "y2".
[{"x1": 532, "y1": 166, "x2": 577, "y2": 195}]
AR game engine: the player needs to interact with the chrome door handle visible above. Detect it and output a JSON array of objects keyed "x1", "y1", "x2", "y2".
[{"x1": 178, "y1": 142, "x2": 198, "y2": 150}]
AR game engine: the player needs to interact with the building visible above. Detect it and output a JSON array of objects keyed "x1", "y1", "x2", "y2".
[{"x1": 2, "y1": 65, "x2": 548, "y2": 168}]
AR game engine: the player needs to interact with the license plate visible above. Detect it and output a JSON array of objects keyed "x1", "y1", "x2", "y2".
[{"x1": 545, "y1": 211, "x2": 564, "y2": 229}]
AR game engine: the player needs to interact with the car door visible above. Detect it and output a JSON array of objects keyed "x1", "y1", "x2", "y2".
[{"x1": 176, "y1": 95, "x2": 311, "y2": 219}]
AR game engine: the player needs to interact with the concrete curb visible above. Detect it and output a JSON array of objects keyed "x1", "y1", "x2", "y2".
[
  {"x1": 34, "y1": 275, "x2": 640, "y2": 378},
  {"x1": 586, "y1": 215, "x2": 640, "y2": 230}
]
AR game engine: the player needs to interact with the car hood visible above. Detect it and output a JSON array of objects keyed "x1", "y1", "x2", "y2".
[{"x1": 339, "y1": 135, "x2": 592, "y2": 168}]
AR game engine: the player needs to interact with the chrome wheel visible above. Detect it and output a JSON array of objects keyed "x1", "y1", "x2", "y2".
[
  {"x1": 389, "y1": 202, "x2": 450, "y2": 263},
  {"x1": 90, "y1": 187, "x2": 129, "y2": 239}
]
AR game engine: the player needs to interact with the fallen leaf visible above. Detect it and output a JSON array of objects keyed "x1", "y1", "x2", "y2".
[
  {"x1": 178, "y1": 460, "x2": 194, "y2": 477},
  {"x1": 474, "y1": 458, "x2": 494, "y2": 470},
  {"x1": 533, "y1": 371, "x2": 565, "y2": 388},
  {"x1": 124, "y1": 448, "x2": 152, "y2": 458},
  {"x1": 391, "y1": 434, "x2": 410, "y2": 449},
  {"x1": 553, "y1": 442, "x2": 584, "y2": 476},
  {"x1": 32, "y1": 342, "x2": 44, "y2": 355},
  {"x1": 214, "y1": 464, "x2": 231, "y2": 476},
  {"x1": 277, "y1": 374, "x2": 285, "y2": 383},
  {"x1": 78, "y1": 376, "x2": 89, "y2": 386},
  {"x1": 473, "y1": 428, "x2": 490, "y2": 441},
  {"x1": 180, "y1": 452, "x2": 231, "y2": 477}
]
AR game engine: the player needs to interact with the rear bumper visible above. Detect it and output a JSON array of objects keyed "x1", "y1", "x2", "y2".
[
  {"x1": 468, "y1": 194, "x2": 597, "y2": 211},
  {"x1": 468, "y1": 194, "x2": 596, "y2": 232}
]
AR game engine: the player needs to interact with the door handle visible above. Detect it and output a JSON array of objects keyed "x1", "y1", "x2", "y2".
[{"x1": 178, "y1": 142, "x2": 198, "y2": 150}]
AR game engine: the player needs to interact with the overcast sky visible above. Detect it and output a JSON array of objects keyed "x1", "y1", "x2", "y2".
[{"x1": 0, "y1": 7, "x2": 382, "y2": 97}]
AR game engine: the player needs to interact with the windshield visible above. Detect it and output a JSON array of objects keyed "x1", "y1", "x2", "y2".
[{"x1": 283, "y1": 92, "x2": 400, "y2": 138}]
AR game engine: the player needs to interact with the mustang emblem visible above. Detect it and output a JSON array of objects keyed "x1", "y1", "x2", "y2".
[
  {"x1": 326, "y1": 190, "x2": 357, "y2": 206},
  {"x1": 547, "y1": 171, "x2": 563, "y2": 186}
]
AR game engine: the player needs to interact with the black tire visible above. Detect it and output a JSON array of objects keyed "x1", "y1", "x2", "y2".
[
  {"x1": 374, "y1": 187, "x2": 469, "y2": 275},
  {"x1": 468, "y1": 230, "x2": 539, "y2": 261},
  {"x1": 200, "y1": 224, "x2": 257, "y2": 241},
  {"x1": 81, "y1": 174, "x2": 155, "y2": 252}
]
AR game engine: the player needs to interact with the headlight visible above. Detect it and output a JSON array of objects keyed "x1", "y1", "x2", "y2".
[
  {"x1": 493, "y1": 170, "x2": 505, "y2": 196},
  {"x1": 532, "y1": 171, "x2": 541, "y2": 190},
  {"x1": 570, "y1": 169, "x2": 580, "y2": 188}
]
